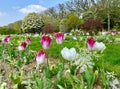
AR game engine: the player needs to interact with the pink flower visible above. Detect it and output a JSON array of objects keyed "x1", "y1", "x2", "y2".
[
  {"x1": 4, "y1": 35, "x2": 11, "y2": 43},
  {"x1": 40, "y1": 35, "x2": 52, "y2": 49},
  {"x1": 55, "y1": 32, "x2": 64, "y2": 44},
  {"x1": 26, "y1": 37, "x2": 31, "y2": 44},
  {"x1": 18, "y1": 42, "x2": 27, "y2": 50},
  {"x1": 36, "y1": 50, "x2": 46, "y2": 64},
  {"x1": 87, "y1": 37, "x2": 96, "y2": 50}
]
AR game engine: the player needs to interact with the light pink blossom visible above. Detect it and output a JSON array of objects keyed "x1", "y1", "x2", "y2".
[
  {"x1": 36, "y1": 50, "x2": 46, "y2": 64},
  {"x1": 55, "y1": 32, "x2": 64, "y2": 44},
  {"x1": 40, "y1": 35, "x2": 52, "y2": 49}
]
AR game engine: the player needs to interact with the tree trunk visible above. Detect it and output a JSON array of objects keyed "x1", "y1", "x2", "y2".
[{"x1": 107, "y1": 13, "x2": 110, "y2": 31}]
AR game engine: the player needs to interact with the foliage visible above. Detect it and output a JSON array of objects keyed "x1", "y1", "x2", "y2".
[
  {"x1": 81, "y1": 18, "x2": 103, "y2": 35},
  {"x1": 103, "y1": 18, "x2": 114, "y2": 30},
  {"x1": 59, "y1": 13, "x2": 81, "y2": 32},
  {"x1": 42, "y1": 23, "x2": 57, "y2": 34},
  {"x1": 22, "y1": 12, "x2": 43, "y2": 33},
  {"x1": 59, "y1": 19, "x2": 69, "y2": 32},
  {"x1": 65, "y1": 13, "x2": 81, "y2": 31},
  {"x1": 0, "y1": 27, "x2": 17, "y2": 34}
]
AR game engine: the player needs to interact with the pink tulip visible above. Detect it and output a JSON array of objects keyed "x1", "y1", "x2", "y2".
[
  {"x1": 4, "y1": 35, "x2": 11, "y2": 43},
  {"x1": 26, "y1": 37, "x2": 31, "y2": 44},
  {"x1": 87, "y1": 37, "x2": 96, "y2": 50},
  {"x1": 18, "y1": 42, "x2": 27, "y2": 50},
  {"x1": 36, "y1": 50, "x2": 46, "y2": 64},
  {"x1": 55, "y1": 32, "x2": 64, "y2": 44},
  {"x1": 40, "y1": 35, "x2": 52, "y2": 49}
]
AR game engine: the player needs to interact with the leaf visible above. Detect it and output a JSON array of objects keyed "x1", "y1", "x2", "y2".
[
  {"x1": 33, "y1": 73, "x2": 43, "y2": 89},
  {"x1": 57, "y1": 85, "x2": 65, "y2": 89}
]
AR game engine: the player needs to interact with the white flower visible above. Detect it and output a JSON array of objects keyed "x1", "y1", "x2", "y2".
[
  {"x1": 94, "y1": 42, "x2": 106, "y2": 52},
  {"x1": 61, "y1": 47, "x2": 78, "y2": 61}
]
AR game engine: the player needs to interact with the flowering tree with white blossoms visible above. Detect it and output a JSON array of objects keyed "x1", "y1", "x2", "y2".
[{"x1": 22, "y1": 12, "x2": 43, "y2": 33}]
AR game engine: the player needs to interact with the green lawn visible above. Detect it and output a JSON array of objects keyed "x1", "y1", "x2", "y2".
[{"x1": 103, "y1": 43, "x2": 120, "y2": 76}]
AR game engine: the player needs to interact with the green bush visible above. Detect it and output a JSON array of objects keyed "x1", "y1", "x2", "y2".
[{"x1": 0, "y1": 27, "x2": 17, "y2": 35}]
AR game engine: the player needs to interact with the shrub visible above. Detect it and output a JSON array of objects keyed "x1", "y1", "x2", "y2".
[
  {"x1": 42, "y1": 23, "x2": 57, "y2": 34},
  {"x1": 0, "y1": 27, "x2": 16, "y2": 35},
  {"x1": 81, "y1": 18, "x2": 103, "y2": 35}
]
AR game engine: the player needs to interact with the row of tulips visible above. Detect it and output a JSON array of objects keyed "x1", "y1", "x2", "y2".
[{"x1": 0, "y1": 33, "x2": 106, "y2": 65}]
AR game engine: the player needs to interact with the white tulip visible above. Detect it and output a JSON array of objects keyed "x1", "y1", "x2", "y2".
[
  {"x1": 94, "y1": 42, "x2": 106, "y2": 52},
  {"x1": 61, "y1": 47, "x2": 78, "y2": 61}
]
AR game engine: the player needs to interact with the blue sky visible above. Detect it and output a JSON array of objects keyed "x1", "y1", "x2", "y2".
[{"x1": 0, "y1": 0, "x2": 68, "y2": 26}]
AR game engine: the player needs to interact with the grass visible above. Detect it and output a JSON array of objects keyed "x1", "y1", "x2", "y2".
[{"x1": 103, "y1": 43, "x2": 120, "y2": 76}]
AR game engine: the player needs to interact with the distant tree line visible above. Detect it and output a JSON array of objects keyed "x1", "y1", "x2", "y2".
[{"x1": 0, "y1": 0, "x2": 120, "y2": 34}]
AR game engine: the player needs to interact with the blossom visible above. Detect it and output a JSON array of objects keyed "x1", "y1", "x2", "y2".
[
  {"x1": 61, "y1": 47, "x2": 78, "y2": 61},
  {"x1": 87, "y1": 37, "x2": 106, "y2": 52},
  {"x1": 18, "y1": 42, "x2": 27, "y2": 50},
  {"x1": 40, "y1": 35, "x2": 52, "y2": 49},
  {"x1": 36, "y1": 50, "x2": 46, "y2": 64},
  {"x1": 87, "y1": 37, "x2": 96, "y2": 50},
  {"x1": 55, "y1": 32, "x2": 64, "y2": 44},
  {"x1": 26, "y1": 37, "x2": 32, "y2": 44},
  {"x1": 4, "y1": 35, "x2": 12, "y2": 43},
  {"x1": 94, "y1": 42, "x2": 106, "y2": 52}
]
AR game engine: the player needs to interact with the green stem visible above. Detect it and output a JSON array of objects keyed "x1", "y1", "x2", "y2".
[{"x1": 46, "y1": 50, "x2": 49, "y2": 69}]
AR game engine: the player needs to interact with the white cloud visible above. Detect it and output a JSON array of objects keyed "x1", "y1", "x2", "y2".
[{"x1": 19, "y1": 4, "x2": 47, "y2": 14}]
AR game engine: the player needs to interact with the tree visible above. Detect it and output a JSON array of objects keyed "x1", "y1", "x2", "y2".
[
  {"x1": 22, "y1": 12, "x2": 43, "y2": 33},
  {"x1": 66, "y1": 13, "x2": 81, "y2": 31},
  {"x1": 42, "y1": 23, "x2": 56, "y2": 34},
  {"x1": 91, "y1": 0, "x2": 120, "y2": 31},
  {"x1": 59, "y1": 19, "x2": 69, "y2": 32},
  {"x1": 81, "y1": 18, "x2": 103, "y2": 35},
  {"x1": 57, "y1": 4, "x2": 67, "y2": 19}
]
